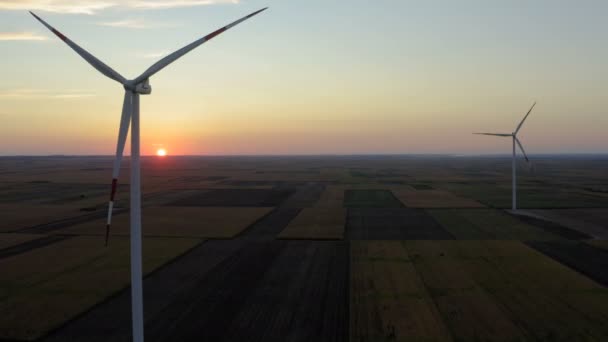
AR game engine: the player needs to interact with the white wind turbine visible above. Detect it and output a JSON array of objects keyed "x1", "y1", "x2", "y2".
[
  {"x1": 31, "y1": 8, "x2": 268, "y2": 342},
  {"x1": 474, "y1": 102, "x2": 536, "y2": 211}
]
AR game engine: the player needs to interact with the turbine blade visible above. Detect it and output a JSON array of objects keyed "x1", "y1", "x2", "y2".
[
  {"x1": 515, "y1": 102, "x2": 536, "y2": 134},
  {"x1": 29, "y1": 11, "x2": 126, "y2": 85},
  {"x1": 133, "y1": 7, "x2": 268, "y2": 84},
  {"x1": 515, "y1": 137, "x2": 531, "y2": 163},
  {"x1": 106, "y1": 91, "x2": 133, "y2": 246},
  {"x1": 473, "y1": 133, "x2": 513, "y2": 137}
]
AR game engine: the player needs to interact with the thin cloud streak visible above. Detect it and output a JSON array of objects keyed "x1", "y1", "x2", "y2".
[
  {"x1": 97, "y1": 18, "x2": 179, "y2": 29},
  {"x1": 0, "y1": 0, "x2": 238, "y2": 14},
  {"x1": 0, "y1": 89, "x2": 95, "y2": 99},
  {"x1": 0, "y1": 32, "x2": 48, "y2": 41},
  {"x1": 129, "y1": 0, "x2": 239, "y2": 10},
  {"x1": 0, "y1": 0, "x2": 115, "y2": 15}
]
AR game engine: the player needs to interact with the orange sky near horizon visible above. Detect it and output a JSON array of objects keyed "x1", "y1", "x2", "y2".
[{"x1": 1, "y1": 1, "x2": 607, "y2": 155}]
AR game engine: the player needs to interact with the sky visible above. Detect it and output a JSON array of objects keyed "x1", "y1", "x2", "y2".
[{"x1": 0, "y1": 0, "x2": 606, "y2": 156}]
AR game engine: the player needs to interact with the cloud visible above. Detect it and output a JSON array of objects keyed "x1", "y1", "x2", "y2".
[
  {"x1": 98, "y1": 18, "x2": 149, "y2": 29},
  {"x1": 0, "y1": 32, "x2": 48, "y2": 41},
  {"x1": 138, "y1": 50, "x2": 169, "y2": 59},
  {"x1": 0, "y1": 0, "x2": 116, "y2": 15},
  {"x1": 128, "y1": 0, "x2": 239, "y2": 10},
  {"x1": 97, "y1": 18, "x2": 179, "y2": 29},
  {"x1": 0, "y1": 0, "x2": 238, "y2": 14},
  {"x1": 0, "y1": 89, "x2": 95, "y2": 99}
]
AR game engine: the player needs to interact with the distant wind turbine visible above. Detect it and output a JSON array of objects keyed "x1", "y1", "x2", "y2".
[
  {"x1": 30, "y1": 8, "x2": 268, "y2": 342},
  {"x1": 474, "y1": 102, "x2": 536, "y2": 211}
]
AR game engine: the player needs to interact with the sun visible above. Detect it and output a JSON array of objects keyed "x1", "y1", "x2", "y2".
[{"x1": 156, "y1": 148, "x2": 167, "y2": 157}]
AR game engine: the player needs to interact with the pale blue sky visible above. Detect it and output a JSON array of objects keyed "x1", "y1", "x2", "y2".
[{"x1": 0, "y1": 0, "x2": 606, "y2": 155}]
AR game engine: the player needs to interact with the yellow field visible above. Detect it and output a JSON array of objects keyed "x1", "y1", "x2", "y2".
[
  {"x1": 0, "y1": 235, "x2": 202, "y2": 341},
  {"x1": 392, "y1": 189, "x2": 484, "y2": 208},
  {"x1": 56, "y1": 206, "x2": 273, "y2": 238},
  {"x1": 278, "y1": 208, "x2": 346, "y2": 240},
  {"x1": 350, "y1": 241, "x2": 452, "y2": 341}
]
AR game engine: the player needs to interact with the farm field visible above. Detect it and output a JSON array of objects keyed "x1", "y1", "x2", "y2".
[
  {"x1": 56, "y1": 206, "x2": 273, "y2": 238},
  {"x1": 278, "y1": 207, "x2": 346, "y2": 240},
  {"x1": 0, "y1": 235, "x2": 202, "y2": 341},
  {"x1": 392, "y1": 188, "x2": 484, "y2": 208},
  {"x1": 0, "y1": 155, "x2": 607, "y2": 341}
]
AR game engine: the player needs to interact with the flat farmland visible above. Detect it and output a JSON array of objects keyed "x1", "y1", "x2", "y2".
[
  {"x1": 404, "y1": 241, "x2": 527, "y2": 341},
  {"x1": 278, "y1": 208, "x2": 346, "y2": 240},
  {"x1": 57, "y1": 206, "x2": 273, "y2": 238},
  {"x1": 439, "y1": 181, "x2": 608, "y2": 209},
  {"x1": 0, "y1": 204, "x2": 88, "y2": 232},
  {"x1": 526, "y1": 209, "x2": 608, "y2": 239},
  {"x1": 346, "y1": 208, "x2": 454, "y2": 240},
  {"x1": 449, "y1": 240, "x2": 608, "y2": 340},
  {"x1": 350, "y1": 241, "x2": 452, "y2": 341},
  {"x1": 0, "y1": 235, "x2": 202, "y2": 341},
  {"x1": 0, "y1": 233, "x2": 45, "y2": 250},
  {"x1": 170, "y1": 188, "x2": 294, "y2": 207},
  {"x1": 526, "y1": 240, "x2": 608, "y2": 287},
  {"x1": 315, "y1": 185, "x2": 346, "y2": 208},
  {"x1": 0, "y1": 155, "x2": 607, "y2": 341},
  {"x1": 344, "y1": 189, "x2": 403, "y2": 208},
  {"x1": 392, "y1": 188, "x2": 484, "y2": 208},
  {"x1": 428, "y1": 208, "x2": 561, "y2": 240}
]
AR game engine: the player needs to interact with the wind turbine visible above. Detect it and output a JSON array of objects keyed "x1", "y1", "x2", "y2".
[
  {"x1": 474, "y1": 102, "x2": 536, "y2": 211},
  {"x1": 31, "y1": 8, "x2": 268, "y2": 341}
]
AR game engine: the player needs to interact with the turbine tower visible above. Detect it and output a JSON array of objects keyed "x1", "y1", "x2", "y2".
[
  {"x1": 474, "y1": 102, "x2": 536, "y2": 211},
  {"x1": 31, "y1": 8, "x2": 268, "y2": 341}
]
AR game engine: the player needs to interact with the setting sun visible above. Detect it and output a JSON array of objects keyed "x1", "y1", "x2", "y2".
[{"x1": 156, "y1": 148, "x2": 167, "y2": 157}]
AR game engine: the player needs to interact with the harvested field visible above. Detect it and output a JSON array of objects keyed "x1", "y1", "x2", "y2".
[
  {"x1": 428, "y1": 209, "x2": 560, "y2": 240},
  {"x1": 170, "y1": 188, "x2": 294, "y2": 207},
  {"x1": 278, "y1": 208, "x2": 346, "y2": 240},
  {"x1": 57, "y1": 207, "x2": 273, "y2": 238},
  {"x1": 350, "y1": 241, "x2": 452, "y2": 341},
  {"x1": 0, "y1": 236, "x2": 202, "y2": 341},
  {"x1": 392, "y1": 189, "x2": 484, "y2": 208},
  {"x1": 344, "y1": 189, "x2": 403, "y2": 208},
  {"x1": 526, "y1": 240, "x2": 608, "y2": 287},
  {"x1": 346, "y1": 208, "x2": 454, "y2": 240}
]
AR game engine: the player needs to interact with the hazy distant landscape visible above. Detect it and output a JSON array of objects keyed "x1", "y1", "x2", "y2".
[{"x1": 1, "y1": 155, "x2": 608, "y2": 341}]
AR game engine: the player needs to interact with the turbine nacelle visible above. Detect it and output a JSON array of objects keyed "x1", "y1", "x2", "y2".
[{"x1": 124, "y1": 79, "x2": 152, "y2": 95}]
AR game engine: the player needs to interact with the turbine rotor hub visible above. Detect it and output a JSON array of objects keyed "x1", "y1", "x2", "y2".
[{"x1": 124, "y1": 79, "x2": 152, "y2": 95}]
